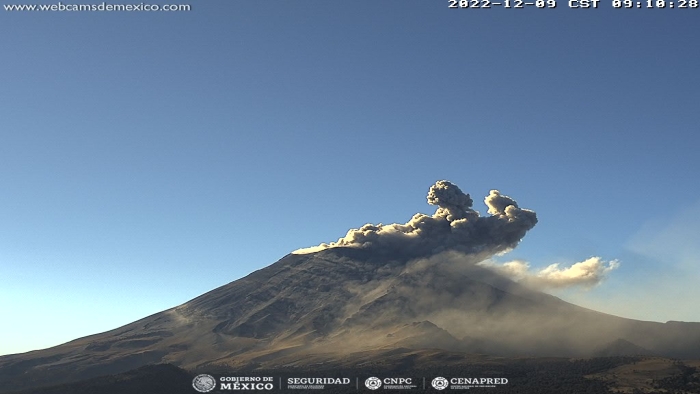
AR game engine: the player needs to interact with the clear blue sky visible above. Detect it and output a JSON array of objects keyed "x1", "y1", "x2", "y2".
[{"x1": 1, "y1": 2, "x2": 699, "y2": 356}]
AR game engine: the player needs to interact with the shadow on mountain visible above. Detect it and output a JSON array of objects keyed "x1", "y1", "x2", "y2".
[{"x1": 5, "y1": 364, "x2": 193, "y2": 394}]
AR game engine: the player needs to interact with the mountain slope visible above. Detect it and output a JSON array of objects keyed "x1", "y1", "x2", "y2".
[{"x1": 1, "y1": 247, "x2": 699, "y2": 392}]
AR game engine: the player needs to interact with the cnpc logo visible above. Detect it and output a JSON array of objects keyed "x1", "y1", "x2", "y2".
[{"x1": 365, "y1": 377, "x2": 414, "y2": 390}]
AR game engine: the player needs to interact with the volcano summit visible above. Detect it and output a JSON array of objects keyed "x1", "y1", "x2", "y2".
[{"x1": 1, "y1": 180, "x2": 699, "y2": 392}]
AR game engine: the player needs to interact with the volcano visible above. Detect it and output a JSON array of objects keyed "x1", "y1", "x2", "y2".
[
  {"x1": 1, "y1": 181, "x2": 699, "y2": 392},
  {"x1": 2, "y1": 247, "x2": 700, "y2": 392}
]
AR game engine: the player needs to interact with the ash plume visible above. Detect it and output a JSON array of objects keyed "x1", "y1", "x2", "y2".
[
  {"x1": 481, "y1": 257, "x2": 620, "y2": 289},
  {"x1": 293, "y1": 180, "x2": 538, "y2": 258}
]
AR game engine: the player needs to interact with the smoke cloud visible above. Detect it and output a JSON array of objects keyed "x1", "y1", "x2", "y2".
[
  {"x1": 293, "y1": 180, "x2": 538, "y2": 258},
  {"x1": 481, "y1": 257, "x2": 620, "y2": 289}
]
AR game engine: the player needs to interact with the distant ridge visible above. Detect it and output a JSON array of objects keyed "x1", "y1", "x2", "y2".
[{"x1": 593, "y1": 338, "x2": 654, "y2": 357}]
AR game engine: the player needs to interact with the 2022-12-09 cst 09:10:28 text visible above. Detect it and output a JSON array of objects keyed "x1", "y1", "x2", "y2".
[{"x1": 448, "y1": 0, "x2": 699, "y2": 8}]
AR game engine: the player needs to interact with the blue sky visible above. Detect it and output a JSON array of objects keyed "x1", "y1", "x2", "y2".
[{"x1": 1, "y1": 2, "x2": 699, "y2": 356}]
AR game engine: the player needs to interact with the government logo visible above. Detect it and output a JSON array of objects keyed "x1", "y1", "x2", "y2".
[{"x1": 192, "y1": 374, "x2": 217, "y2": 393}]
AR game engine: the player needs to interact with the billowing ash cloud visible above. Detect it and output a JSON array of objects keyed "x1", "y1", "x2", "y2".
[
  {"x1": 481, "y1": 257, "x2": 620, "y2": 289},
  {"x1": 293, "y1": 180, "x2": 538, "y2": 258}
]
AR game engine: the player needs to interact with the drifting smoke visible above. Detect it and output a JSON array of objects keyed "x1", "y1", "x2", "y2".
[
  {"x1": 293, "y1": 180, "x2": 538, "y2": 258},
  {"x1": 481, "y1": 257, "x2": 620, "y2": 289}
]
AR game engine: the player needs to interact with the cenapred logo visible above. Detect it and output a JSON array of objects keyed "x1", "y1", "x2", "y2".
[
  {"x1": 365, "y1": 377, "x2": 382, "y2": 390},
  {"x1": 192, "y1": 374, "x2": 216, "y2": 393},
  {"x1": 431, "y1": 376, "x2": 449, "y2": 390}
]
